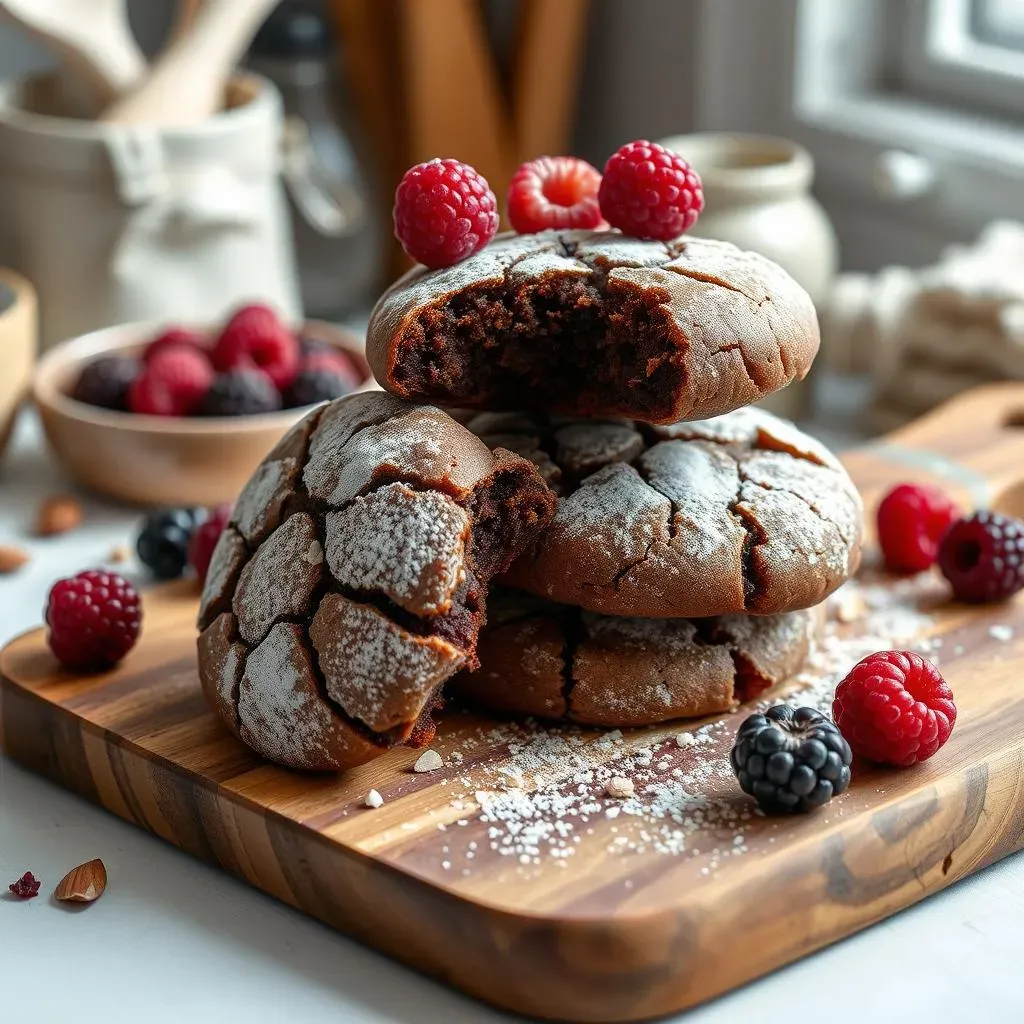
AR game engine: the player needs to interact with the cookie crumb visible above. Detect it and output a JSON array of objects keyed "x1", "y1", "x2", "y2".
[
  {"x1": 674, "y1": 731, "x2": 696, "y2": 748},
  {"x1": 413, "y1": 749, "x2": 444, "y2": 773},
  {"x1": 107, "y1": 543, "x2": 131, "y2": 565},
  {"x1": 364, "y1": 789, "x2": 384, "y2": 809},
  {"x1": 605, "y1": 776, "x2": 634, "y2": 799},
  {"x1": 833, "y1": 589, "x2": 867, "y2": 623}
]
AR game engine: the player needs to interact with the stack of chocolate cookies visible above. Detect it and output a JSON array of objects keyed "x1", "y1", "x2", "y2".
[{"x1": 197, "y1": 229, "x2": 863, "y2": 771}]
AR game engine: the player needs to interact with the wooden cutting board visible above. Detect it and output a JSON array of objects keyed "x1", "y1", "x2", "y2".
[{"x1": 5, "y1": 384, "x2": 1024, "y2": 1023}]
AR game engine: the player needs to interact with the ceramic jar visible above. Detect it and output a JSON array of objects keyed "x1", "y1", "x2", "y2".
[
  {"x1": 0, "y1": 267, "x2": 37, "y2": 464},
  {"x1": 0, "y1": 72, "x2": 301, "y2": 350},
  {"x1": 658, "y1": 133, "x2": 839, "y2": 418}
]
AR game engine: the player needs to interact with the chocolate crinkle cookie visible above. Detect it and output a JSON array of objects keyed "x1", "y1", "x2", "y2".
[
  {"x1": 466, "y1": 405, "x2": 863, "y2": 618},
  {"x1": 454, "y1": 589, "x2": 824, "y2": 727},
  {"x1": 367, "y1": 230, "x2": 819, "y2": 424},
  {"x1": 196, "y1": 391, "x2": 556, "y2": 771}
]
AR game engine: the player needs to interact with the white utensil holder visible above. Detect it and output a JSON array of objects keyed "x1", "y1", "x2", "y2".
[{"x1": 0, "y1": 72, "x2": 301, "y2": 350}]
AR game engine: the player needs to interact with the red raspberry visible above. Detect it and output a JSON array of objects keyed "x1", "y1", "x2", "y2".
[
  {"x1": 876, "y1": 483, "x2": 958, "y2": 573},
  {"x1": 302, "y1": 350, "x2": 361, "y2": 387},
  {"x1": 393, "y1": 158, "x2": 499, "y2": 268},
  {"x1": 938, "y1": 510, "x2": 1024, "y2": 603},
  {"x1": 46, "y1": 570, "x2": 142, "y2": 670},
  {"x1": 507, "y1": 155, "x2": 607, "y2": 234},
  {"x1": 128, "y1": 346, "x2": 213, "y2": 416},
  {"x1": 188, "y1": 504, "x2": 232, "y2": 583},
  {"x1": 212, "y1": 304, "x2": 299, "y2": 390},
  {"x1": 833, "y1": 651, "x2": 956, "y2": 767},
  {"x1": 143, "y1": 327, "x2": 206, "y2": 364},
  {"x1": 598, "y1": 140, "x2": 704, "y2": 240}
]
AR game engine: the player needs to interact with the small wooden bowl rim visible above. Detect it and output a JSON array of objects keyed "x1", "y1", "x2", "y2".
[{"x1": 33, "y1": 320, "x2": 371, "y2": 436}]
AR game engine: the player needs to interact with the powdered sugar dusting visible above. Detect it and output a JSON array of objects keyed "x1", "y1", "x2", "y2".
[
  {"x1": 417, "y1": 571, "x2": 941, "y2": 872},
  {"x1": 234, "y1": 458, "x2": 292, "y2": 544},
  {"x1": 233, "y1": 513, "x2": 321, "y2": 644},
  {"x1": 239, "y1": 622, "x2": 363, "y2": 771},
  {"x1": 198, "y1": 526, "x2": 246, "y2": 626},
  {"x1": 325, "y1": 482, "x2": 469, "y2": 615},
  {"x1": 310, "y1": 593, "x2": 465, "y2": 734}
]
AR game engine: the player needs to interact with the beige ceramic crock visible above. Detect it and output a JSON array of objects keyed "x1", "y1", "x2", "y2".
[
  {"x1": 0, "y1": 267, "x2": 37, "y2": 463},
  {"x1": 0, "y1": 73, "x2": 301, "y2": 350},
  {"x1": 659, "y1": 133, "x2": 839, "y2": 418}
]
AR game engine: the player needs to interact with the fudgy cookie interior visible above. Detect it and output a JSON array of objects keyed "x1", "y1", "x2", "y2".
[{"x1": 393, "y1": 272, "x2": 682, "y2": 421}]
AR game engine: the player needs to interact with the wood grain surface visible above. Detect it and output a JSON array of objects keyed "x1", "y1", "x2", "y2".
[{"x1": 6, "y1": 384, "x2": 1024, "y2": 1022}]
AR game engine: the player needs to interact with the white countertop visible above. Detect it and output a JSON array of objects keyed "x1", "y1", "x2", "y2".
[{"x1": 2, "y1": 409, "x2": 1023, "y2": 1024}]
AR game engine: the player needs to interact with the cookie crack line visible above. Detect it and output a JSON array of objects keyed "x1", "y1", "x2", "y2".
[
  {"x1": 706, "y1": 340, "x2": 763, "y2": 391},
  {"x1": 662, "y1": 262, "x2": 759, "y2": 303},
  {"x1": 741, "y1": 461, "x2": 856, "y2": 544},
  {"x1": 727, "y1": 456, "x2": 768, "y2": 611},
  {"x1": 560, "y1": 605, "x2": 586, "y2": 717}
]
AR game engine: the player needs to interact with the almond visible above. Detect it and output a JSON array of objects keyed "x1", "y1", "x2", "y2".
[
  {"x1": 35, "y1": 495, "x2": 84, "y2": 537},
  {"x1": 107, "y1": 543, "x2": 131, "y2": 565},
  {"x1": 54, "y1": 858, "x2": 107, "y2": 904},
  {"x1": 0, "y1": 544, "x2": 29, "y2": 574}
]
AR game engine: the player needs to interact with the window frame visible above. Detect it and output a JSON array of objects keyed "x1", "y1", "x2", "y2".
[
  {"x1": 696, "y1": 0, "x2": 1024, "y2": 249},
  {"x1": 902, "y1": 0, "x2": 1024, "y2": 118}
]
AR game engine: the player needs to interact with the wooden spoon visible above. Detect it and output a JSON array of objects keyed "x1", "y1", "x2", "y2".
[
  {"x1": 0, "y1": 0, "x2": 146, "y2": 113},
  {"x1": 101, "y1": 0, "x2": 280, "y2": 126}
]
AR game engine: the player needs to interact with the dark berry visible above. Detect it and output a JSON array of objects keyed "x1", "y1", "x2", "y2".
[
  {"x1": 137, "y1": 507, "x2": 205, "y2": 580},
  {"x1": 71, "y1": 355, "x2": 140, "y2": 411},
  {"x1": 198, "y1": 370, "x2": 282, "y2": 417},
  {"x1": 284, "y1": 368, "x2": 355, "y2": 408},
  {"x1": 298, "y1": 335, "x2": 336, "y2": 359},
  {"x1": 188, "y1": 504, "x2": 232, "y2": 583},
  {"x1": 46, "y1": 570, "x2": 142, "y2": 669},
  {"x1": 938, "y1": 510, "x2": 1024, "y2": 603},
  {"x1": 730, "y1": 705, "x2": 852, "y2": 814},
  {"x1": 8, "y1": 871, "x2": 41, "y2": 898}
]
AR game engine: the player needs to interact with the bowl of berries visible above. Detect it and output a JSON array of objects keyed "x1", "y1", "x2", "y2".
[{"x1": 33, "y1": 304, "x2": 373, "y2": 506}]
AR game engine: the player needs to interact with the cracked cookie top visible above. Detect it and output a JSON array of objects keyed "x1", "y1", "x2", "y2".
[
  {"x1": 467, "y1": 405, "x2": 863, "y2": 618},
  {"x1": 454, "y1": 588, "x2": 824, "y2": 727},
  {"x1": 196, "y1": 391, "x2": 556, "y2": 772},
  {"x1": 367, "y1": 230, "x2": 820, "y2": 425}
]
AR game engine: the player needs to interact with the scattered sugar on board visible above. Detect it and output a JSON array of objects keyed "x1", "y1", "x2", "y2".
[{"x1": 408, "y1": 571, "x2": 943, "y2": 873}]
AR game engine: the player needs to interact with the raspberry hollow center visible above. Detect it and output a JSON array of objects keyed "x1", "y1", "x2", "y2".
[
  {"x1": 952, "y1": 539, "x2": 981, "y2": 572},
  {"x1": 543, "y1": 173, "x2": 581, "y2": 208}
]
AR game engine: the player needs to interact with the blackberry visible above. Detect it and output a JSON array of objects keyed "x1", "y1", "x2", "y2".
[
  {"x1": 730, "y1": 705, "x2": 852, "y2": 813},
  {"x1": 298, "y1": 335, "x2": 336, "y2": 359},
  {"x1": 938, "y1": 510, "x2": 1024, "y2": 603},
  {"x1": 137, "y1": 507, "x2": 206, "y2": 580},
  {"x1": 71, "y1": 355, "x2": 139, "y2": 411},
  {"x1": 198, "y1": 370, "x2": 281, "y2": 417},
  {"x1": 284, "y1": 368, "x2": 354, "y2": 408}
]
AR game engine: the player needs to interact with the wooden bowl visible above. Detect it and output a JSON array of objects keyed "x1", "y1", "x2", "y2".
[
  {"x1": 0, "y1": 269, "x2": 37, "y2": 463},
  {"x1": 33, "y1": 320, "x2": 372, "y2": 507}
]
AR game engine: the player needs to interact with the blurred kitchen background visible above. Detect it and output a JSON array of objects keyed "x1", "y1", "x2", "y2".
[{"x1": 2, "y1": 0, "x2": 1024, "y2": 445}]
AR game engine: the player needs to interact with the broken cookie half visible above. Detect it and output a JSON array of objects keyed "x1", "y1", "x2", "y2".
[{"x1": 196, "y1": 391, "x2": 556, "y2": 771}]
